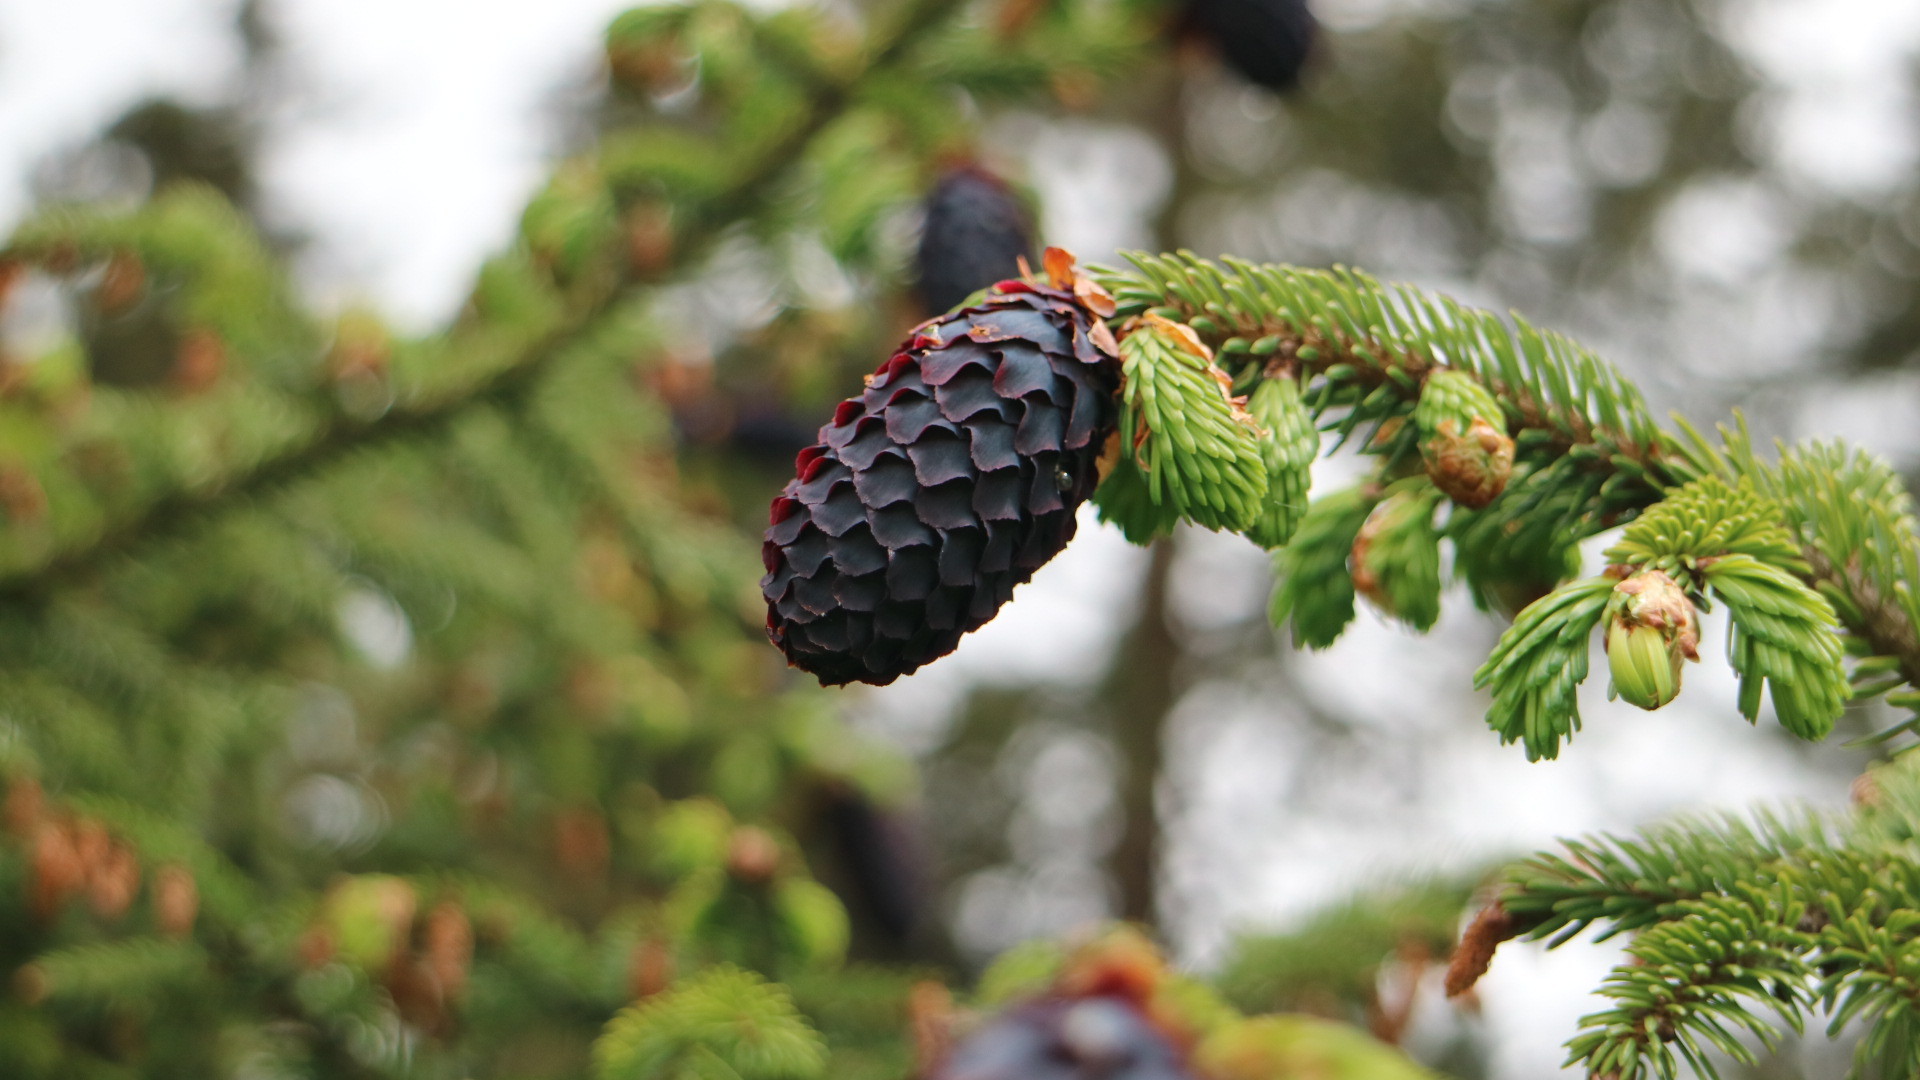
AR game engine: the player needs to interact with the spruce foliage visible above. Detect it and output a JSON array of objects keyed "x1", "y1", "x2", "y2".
[{"x1": 7, "y1": 0, "x2": 1920, "y2": 1078}]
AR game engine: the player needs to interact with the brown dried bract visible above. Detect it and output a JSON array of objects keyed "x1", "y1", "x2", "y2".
[
  {"x1": 3, "y1": 776, "x2": 45, "y2": 838},
  {"x1": 1088, "y1": 319, "x2": 1120, "y2": 357},
  {"x1": 0, "y1": 258, "x2": 23, "y2": 311},
  {"x1": 0, "y1": 464, "x2": 48, "y2": 524},
  {"x1": 87, "y1": 841, "x2": 141, "y2": 920},
  {"x1": 95, "y1": 252, "x2": 147, "y2": 315},
  {"x1": 174, "y1": 329, "x2": 226, "y2": 394},
  {"x1": 625, "y1": 201, "x2": 675, "y2": 278},
  {"x1": 1444, "y1": 901, "x2": 1520, "y2": 998},
  {"x1": 1423, "y1": 417, "x2": 1514, "y2": 509},
  {"x1": 1138, "y1": 312, "x2": 1212, "y2": 360},
  {"x1": 1042, "y1": 247, "x2": 1077, "y2": 289},
  {"x1": 1852, "y1": 771, "x2": 1884, "y2": 808},
  {"x1": 608, "y1": 38, "x2": 687, "y2": 94},
  {"x1": 297, "y1": 925, "x2": 337, "y2": 968},
  {"x1": 552, "y1": 808, "x2": 612, "y2": 877},
  {"x1": 1614, "y1": 568, "x2": 1701, "y2": 661},
  {"x1": 386, "y1": 952, "x2": 452, "y2": 1035},
  {"x1": 153, "y1": 864, "x2": 199, "y2": 938},
  {"x1": 725, "y1": 825, "x2": 783, "y2": 884},
  {"x1": 29, "y1": 821, "x2": 84, "y2": 920},
  {"x1": 992, "y1": 0, "x2": 1048, "y2": 38},
  {"x1": 908, "y1": 979, "x2": 957, "y2": 1076},
  {"x1": 72, "y1": 818, "x2": 111, "y2": 876},
  {"x1": 1055, "y1": 927, "x2": 1166, "y2": 1004},
  {"x1": 1369, "y1": 937, "x2": 1434, "y2": 1045},
  {"x1": 1350, "y1": 516, "x2": 1386, "y2": 612},
  {"x1": 423, "y1": 901, "x2": 474, "y2": 1000},
  {"x1": 628, "y1": 933, "x2": 676, "y2": 999},
  {"x1": 1049, "y1": 68, "x2": 1101, "y2": 113},
  {"x1": 563, "y1": 659, "x2": 620, "y2": 721}
]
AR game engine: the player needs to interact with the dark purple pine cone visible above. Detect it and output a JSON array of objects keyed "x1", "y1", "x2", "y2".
[
  {"x1": 762, "y1": 267, "x2": 1119, "y2": 686},
  {"x1": 1187, "y1": 0, "x2": 1318, "y2": 94},
  {"x1": 915, "y1": 167, "x2": 1037, "y2": 316},
  {"x1": 932, "y1": 996, "x2": 1192, "y2": 1080}
]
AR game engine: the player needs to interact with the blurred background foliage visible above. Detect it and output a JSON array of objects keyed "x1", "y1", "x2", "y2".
[{"x1": 0, "y1": 0, "x2": 1914, "y2": 1076}]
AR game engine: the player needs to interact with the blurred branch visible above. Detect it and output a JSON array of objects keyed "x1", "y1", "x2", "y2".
[{"x1": 0, "y1": 0, "x2": 967, "y2": 602}]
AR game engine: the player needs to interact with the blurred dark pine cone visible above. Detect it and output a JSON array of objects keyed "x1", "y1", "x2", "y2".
[
  {"x1": 1187, "y1": 0, "x2": 1318, "y2": 93},
  {"x1": 762, "y1": 282, "x2": 1118, "y2": 686},
  {"x1": 915, "y1": 167, "x2": 1037, "y2": 316},
  {"x1": 932, "y1": 996, "x2": 1193, "y2": 1080}
]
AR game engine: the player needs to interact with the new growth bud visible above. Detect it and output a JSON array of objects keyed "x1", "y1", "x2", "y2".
[
  {"x1": 1422, "y1": 417, "x2": 1514, "y2": 509},
  {"x1": 1604, "y1": 569, "x2": 1700, "y2": 711},
  {"x1": 1413, "y1": 370, "x2": 1514, "y2": 509}
]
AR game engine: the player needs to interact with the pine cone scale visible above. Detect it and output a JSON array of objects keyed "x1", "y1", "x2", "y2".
[
  {"x1": 871, "y1": 503, "x2": 936, "y2": 549},
  {"x1": 921, "y1": 343, "x2": 995, "y2": 385},
  {"x1": 908, "y1": 436, "x2": 972, "y2": 486},
  {"x1": 965, "y1": 424, "x2": 1018, "y2": 471},
  {"x1": 764, "y1": 283, "x2": 1119, "y2": 685}
]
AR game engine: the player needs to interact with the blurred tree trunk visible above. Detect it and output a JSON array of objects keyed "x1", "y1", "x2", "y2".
[{"x1": 1102, "y1": 539, "x2": 1180, "y2": 923}]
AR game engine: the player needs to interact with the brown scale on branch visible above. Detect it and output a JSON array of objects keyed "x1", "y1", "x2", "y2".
[{"x1": 1444, "y1": 901, "x2": 1519, "y2": 998}]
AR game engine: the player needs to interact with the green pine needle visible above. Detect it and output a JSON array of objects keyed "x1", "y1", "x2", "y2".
[
  {"x1": 1703, "y1": 554, "x2": 1849, "y2": 740},
  {"x1": 1474, "y1": 575, "x2": 1615, "y2": 760},
  {"x1": 1115, "y1": 319, "x2": 1269, "y2": 532},
  {"x1": 1351, "y1": 480, "x2": 1444, "y2": 632},
  {"x1": 1091, "y1": 455, "x2": 1184, "y2": 543},
  {"x1": 594, "y1": 966, "x2": 829, "y2": 1080},
  {"x1": 1270, "y1": 485, "x2": 1378, "y2": 649},
  {"x1": 1243, "y1": 374, "x2": 1319, "y2": 549}
]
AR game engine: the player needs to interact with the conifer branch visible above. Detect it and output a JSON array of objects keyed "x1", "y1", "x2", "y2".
[
  {"x1": 1670, "y1": 422, "x2": 1920, "y2": 700},
  {"x1": 1449, "y1": 762, "x2": 1920, "y2": 1078},
  {"x1": 1099, "y1": 252, "x2": 1675, "y2": 484},
  {"x1": 1094, "y1": 252, "x2": 1920, "y2": 756},
  {"x1": 0, "y1": 0, "x2": 967, "y2": 601}
]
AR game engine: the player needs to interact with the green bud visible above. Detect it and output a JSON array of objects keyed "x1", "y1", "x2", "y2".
[
  {"x1": 1350, "y1": 484, "x2": 1444, "y2": 631},
  {"x1": 1414, "y1": 370, "x2": 1514, "y2": 509},
  {"x1": 1116, "y1": 317, "x2": 1267, "y2": 532},
  {"x1": 1244, "y1": 375, "x2": 1318, "y2": 549},
  {"x1": 1606, "y1": 619, "x2": 1681, "y2": 710},
  {"x1": 1604, "y1": 569, "x2": 1700, "y2": 711},
  {"x1": 1421, "y1": 417, "x2": 1514, "y2": 509}
]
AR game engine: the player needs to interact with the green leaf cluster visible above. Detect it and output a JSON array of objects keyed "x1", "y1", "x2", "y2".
[
  {"x1": 1472, "y1": 575, "x2": 1614, "y2": 760},
  {"x1": 1703, "y1": 555, "x2": 1849, "y2": 738},
  {"x1": 1487, "y1": 759, "x2": 1920, "y2": 1078},
  {"x1": 1243, "y1": 373, "x2": 1318, "y2": 549},
  {"x1": 1350, "y1": 479, "x2": 1445, "y2": 632},
  {"x1": 593, "y1": 967, "x2": 828, "y2": 1080},
  {"x1": 1217, "y1": 876, "x2": 1478, "y2": 1016},
  {"x1": 1270, "y1": 486, "x2": 1378, "y2": 649},
  {"x1": 1111, "y1": 319, "x2": 1268, "y2": 532}
]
